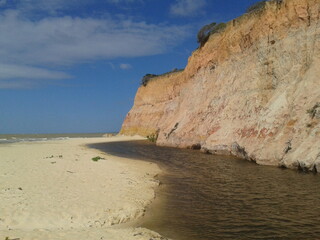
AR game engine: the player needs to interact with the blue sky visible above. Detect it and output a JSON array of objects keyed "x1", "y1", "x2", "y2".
[{"x1": 0, "y1": 0, "x2": 261, "y2": 134}]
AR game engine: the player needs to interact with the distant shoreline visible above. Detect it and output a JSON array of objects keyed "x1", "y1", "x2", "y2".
[{"x1": 0, "y1": 133, "x2": 117, "y2": 144}]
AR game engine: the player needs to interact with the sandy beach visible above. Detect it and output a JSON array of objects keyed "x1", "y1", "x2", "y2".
[{"x1": 0, "y1": 136, "x2": 166, "y2": 240}]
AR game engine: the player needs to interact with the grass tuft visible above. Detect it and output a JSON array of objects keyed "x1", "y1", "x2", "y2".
[
  {"x1": 146, "y1": 133, "x2": 158, "y2": 143},
  {"x1": 91, "y1": 156, "x2": 105, "y2": 162}
]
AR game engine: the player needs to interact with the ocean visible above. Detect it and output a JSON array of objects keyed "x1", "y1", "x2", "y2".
[{"x1": 0, "y1": 133, "x2": 115, "y2": 144}]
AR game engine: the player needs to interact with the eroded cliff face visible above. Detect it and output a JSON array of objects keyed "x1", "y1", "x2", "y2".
[{"x1": 121, "y1": 0, "x2": 320, "y2": 171}]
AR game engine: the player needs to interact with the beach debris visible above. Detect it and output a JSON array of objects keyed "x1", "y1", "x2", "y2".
[
  {"x1": 18, "y1": 187, "x2": 22, "y2": 191},
  {"x1": 51, "y1": 161, "x2": 56, "y2": 164},
  {"x1": 45, "y1": 155, "x2": 63, "y2": 159},
  {"x1": 67, "y1": 171, "x2": 75, "y2": 174},
  {"x1": 91, "y1": 156, "x2": 105, "y2": 162}
]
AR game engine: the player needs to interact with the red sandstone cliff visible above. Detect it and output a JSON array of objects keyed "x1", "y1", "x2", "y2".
[{"x1": 121, "y1": 0, "x2": 320, "y2": 172}]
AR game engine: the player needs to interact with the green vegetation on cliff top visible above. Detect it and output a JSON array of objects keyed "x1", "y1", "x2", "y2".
[{"x1": 141, "y1": 0, "x2": 283, "y2": 87}]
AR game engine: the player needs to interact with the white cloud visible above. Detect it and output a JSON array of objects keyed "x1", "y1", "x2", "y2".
[
  {"x1": 11, "y1": 0, "x2": 144, "y2": 15},
  {"x1": 0, "y1": 0, "x2": 7, "y2": 7},
  {"x1": 0, "y1": 64, "x2": 71, "y2": 80},
  {"x1": 0, "y1": 12, "x2": 189, "y2": 65},
  {"x1": 119, "y1": 63, "x2": 132, "y2": 70},
  {"x1": 0, "y1": 10, "x2": 190, "y2": 88},
  {"x1": 0, "y1": 80, "x2": 33, "y2": 89},
  {"x1": 170, "y1": 0, "x2": 206, "y2": 17},
  {"x1": 14, "y1": 0, "x2": 89, "y2": 15}
]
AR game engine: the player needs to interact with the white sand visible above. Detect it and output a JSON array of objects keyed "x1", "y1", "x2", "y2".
[{"x1": 0, "y1": 136, "x2": 167, "y2": 240}]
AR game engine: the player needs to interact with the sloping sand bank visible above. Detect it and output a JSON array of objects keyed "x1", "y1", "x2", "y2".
[{"x1": 0, "y1": 136, "x2": 166, "y2": 240}]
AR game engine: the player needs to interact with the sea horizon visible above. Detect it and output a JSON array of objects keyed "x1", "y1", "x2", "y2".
[{"x1": 0, "y1": 132, "x2": 118, "y2": 144}]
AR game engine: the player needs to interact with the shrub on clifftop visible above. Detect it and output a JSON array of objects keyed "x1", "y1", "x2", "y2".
[
  {"x1": 246, "y1": 0, "x2": 267, "y2": 13},
  {"x1": 141, "y1": 74, "x2": 158, "y2": 86},
  {"x1": 141, "y1": 69, "x2": 184, "y2": 86},
  {"x1": 197, "y1": 22, "x2": 227, "y2": 47},
  {"x1": 196, "y1": 0, "x2": 283, "y2": 48},
  {"x1": 246, "y1": 0, "x2": 283, "y2": 14}
]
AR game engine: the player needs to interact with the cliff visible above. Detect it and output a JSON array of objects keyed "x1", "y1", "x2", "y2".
[{"x1": 120, "y1": 0, "x2": 320, "y2": 172}]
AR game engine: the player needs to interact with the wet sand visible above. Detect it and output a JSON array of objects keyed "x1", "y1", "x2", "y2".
[{"x1": 0, "y1": 136, "x2": 166, "y2": 240}]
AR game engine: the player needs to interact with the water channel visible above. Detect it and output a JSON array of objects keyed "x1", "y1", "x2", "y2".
[{"x1": 89, "y1": 140, "x2": 320, "y2": 240}]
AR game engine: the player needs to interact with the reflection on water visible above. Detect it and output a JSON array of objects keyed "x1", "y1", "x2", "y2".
[{"x1": 89, "y1": 140, "x2": 320, "y2": 240}]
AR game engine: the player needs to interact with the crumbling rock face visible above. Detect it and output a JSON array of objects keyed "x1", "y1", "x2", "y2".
[
  {"x1": 201, "y1": 142, "x2": 255, "y2": 162},
  {"x1": 121, "y1": 0, "x2": 320, "y2": 172}
]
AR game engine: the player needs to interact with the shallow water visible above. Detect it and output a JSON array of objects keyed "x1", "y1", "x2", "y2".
[{"x1": 89, "y1": 140, "x2": 320, "y2": 240}]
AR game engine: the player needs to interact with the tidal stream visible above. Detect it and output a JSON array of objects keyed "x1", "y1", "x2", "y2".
[{"x1": 89, "y1": 140, "x2": 320, "y2": 240}]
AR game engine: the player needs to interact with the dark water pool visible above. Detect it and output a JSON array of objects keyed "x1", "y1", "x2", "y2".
[{"x1": 89, "y1": 140, "x2": 320, "y2": 240}]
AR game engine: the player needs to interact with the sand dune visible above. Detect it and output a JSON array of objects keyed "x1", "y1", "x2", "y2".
[{"x1": 0, "y1": 136, "x2": 166, "y2": 240}]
